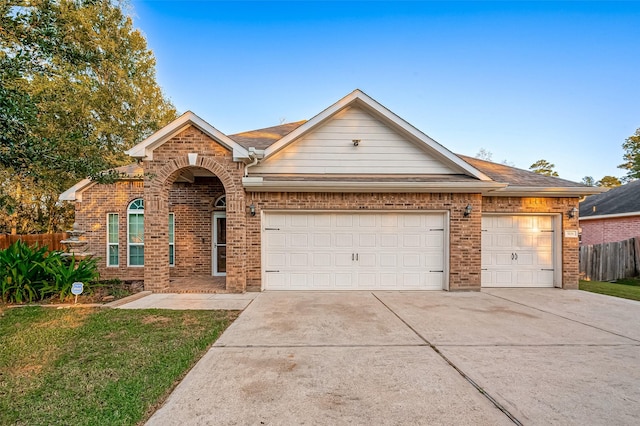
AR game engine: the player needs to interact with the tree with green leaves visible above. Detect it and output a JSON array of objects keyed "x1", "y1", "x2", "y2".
[
  {"x1": 0, "y1": 0, "x2": 176, "y2": 233},
  {"x1": 581, "y1": 176, "x2": 595, "y2": 186},
  {"x1": 619, "y1": 128, "x2": 640, "y2": 181},
  {"x1": 529, "y1": 159, "x2": 559, "y2": 177},
  {"x1": 596, "y1": 175, "x2": 622, "y2": 188}
]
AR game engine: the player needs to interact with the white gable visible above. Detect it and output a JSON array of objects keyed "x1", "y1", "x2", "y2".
[{"x1": 251, "y1": 106, "x2": 460, "y2": 175}]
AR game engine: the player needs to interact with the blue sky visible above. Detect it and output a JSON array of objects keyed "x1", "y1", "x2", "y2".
[{"x1": 129, "y1": 1, "x2": 640, "y2": 182}]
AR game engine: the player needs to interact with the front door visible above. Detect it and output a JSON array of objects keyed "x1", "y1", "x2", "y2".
[{"x1": 212, "y1": 212, "x2": 226, "y2": 276}]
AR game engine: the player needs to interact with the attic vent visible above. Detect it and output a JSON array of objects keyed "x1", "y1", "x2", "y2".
[{"x1": 592, "y1": 206, "x2": 596, "y2": 213}]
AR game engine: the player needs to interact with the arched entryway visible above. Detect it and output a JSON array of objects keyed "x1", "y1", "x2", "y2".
[{"x1": 143, "y1": 154, "x2": 246, "y2": 292}]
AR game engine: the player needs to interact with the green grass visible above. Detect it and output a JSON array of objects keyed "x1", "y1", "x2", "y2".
[
  {"x1": 580, "y1": 277, "x2": 640, "y2": 302},
  {"x1": 0, "y1": 306, "x2": 238, "y2": 426}
]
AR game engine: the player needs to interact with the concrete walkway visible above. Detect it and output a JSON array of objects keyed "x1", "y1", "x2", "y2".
[
  {"x1": 115, "y1": 292, "x2": 257, "y2": 310},
  {"x1": 146, "y1": 289, "x2": 640, "y2": 425}
]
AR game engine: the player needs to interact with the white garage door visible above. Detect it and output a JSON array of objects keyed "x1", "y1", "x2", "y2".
[
  {"x1": 481, "y1": 215, "x2": 556, "y2": 288},
  {"x1": 263, "y1": 212, "x2": 446, "y2": 290}
]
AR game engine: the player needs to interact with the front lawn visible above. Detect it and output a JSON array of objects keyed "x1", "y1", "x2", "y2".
[
  {"x1": 0, "y1": 306, "x2": 238, "y2": 425},
  {"x1": 579, "y1": 278, "x2": 640, "y2": 302}
]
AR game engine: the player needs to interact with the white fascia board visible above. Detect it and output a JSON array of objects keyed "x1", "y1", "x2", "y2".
[
  {"x1": 580, "y1": 211, "x2": 640, "y2": 221},
  {"x1": 58, "y1": 178, "x2": 94, "y2": 202},
  {"x1": 242, "y1": 178, "x2": 506, "y2": 193},
  {"x1": 126, "y1": 112, "x2": 250, "y2": 161},
  {"x1": 492, "y1": 186, "x2": 609, "y2": 197},
  {"x1": 262, "y1": 89, "x2": 492, "y2": 181}
]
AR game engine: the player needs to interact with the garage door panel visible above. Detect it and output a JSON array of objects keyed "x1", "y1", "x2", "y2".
[
  {"x1": 313, "y1": 215, "x2": 331, "y2": 228},
  {"x1": 289, "y1": 253, "x2": 309, "y2": 267},
  {"x1": 380, "y1": 234, "x2": 398, "y2": 247},
  {"x1": 290, "y1": 273, "x2": 309, "y2": 288},
  {"x1": 425, "y1": 233, "x2": 444, "y2": 247},
  {"x1": 403, "y1": 234, "x2": 421, "y2": 247},
  {"x1": 266, "y1": 233, "x2": 286, "y2": 248},
  {"x1": 263, "y1": 212, "x2": 447, "y2": 291},
  {"x1": 290, "y1": 233, "x2": 308, "y2": 247},
  {"x1": 335, "y1": 233, "x2": 353, "y2": 247},
  {"x1": 312, "y1": 253, "x2": 332, "y2": 267},
  {"x1": 358, "y1": 234, "x2": 376, "y2": 247},
  {"x1": 358, "y1": 215, "x2": 376, "y2": 227},
  {"x1": 358, "y1": 253, "x2": 377, "y2": 267},
  {"x1": 380, "y1": 253, "x2": 398, "y2": 267},
  {"x1": 335, "y1": 272, "x2": 354, "y2": 288},
  {"x1": 336, "y1": 215, "x2": 353, "y2": 227},
  {"x1": 313, "y1": 273, "x2": 332, "y2": 288},
  {"x1": 290, "y1": 215, "x2": 309, "y2": 227}
]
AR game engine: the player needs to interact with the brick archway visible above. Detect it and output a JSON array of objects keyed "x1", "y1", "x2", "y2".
[{"x1": 143, "y1": 154, "x2": 246, "y2": 292}]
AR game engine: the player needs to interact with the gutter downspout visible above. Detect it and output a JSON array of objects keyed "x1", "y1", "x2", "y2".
[{"x1": 244, "y1": 151, "x2": 259, "y2": 177}]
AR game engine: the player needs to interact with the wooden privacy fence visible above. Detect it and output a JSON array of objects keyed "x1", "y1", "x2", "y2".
[
  {"x1": 0, "y1": 233, "x2": 69, "y2": 251},
  {"x1": 579, "y1": 237, "x2": 640, "y2": 282}
]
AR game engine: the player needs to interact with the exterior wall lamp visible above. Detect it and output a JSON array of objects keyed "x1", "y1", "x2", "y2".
[
  {"x1": 352, "y1": 139, "x2": 360, "y2": 146},
  {"x1": 464, "y1": 204, "x2": 473, "y2": 217},
  {"x1": 249, "y1": 204, "x2": 256, "y2": 216},
  {"x1": 568, "y1": 207, "x2": 578, "y2": 219}
]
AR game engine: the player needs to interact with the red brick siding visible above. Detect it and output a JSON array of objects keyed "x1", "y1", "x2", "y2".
[
  {"x1": 482, "y1": 197, "x2": 580, "y2": 289},
  {"x1": 580, "y1": 216, "x2": 640, "y2": 246},
  {"x1": 74, "y1": 180, "x2": 145, "y2": 280}
]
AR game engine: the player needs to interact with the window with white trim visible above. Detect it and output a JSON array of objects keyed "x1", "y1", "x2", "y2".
[
  {"x1": 107, "y1": 213, "x2": 119, "y2": 266},
  {"x1": 169, "y1": 213, "x2": 175, "y2": 266},
  {"x1": 127, "y1": 199, "x2": 144, "y2": 266}
]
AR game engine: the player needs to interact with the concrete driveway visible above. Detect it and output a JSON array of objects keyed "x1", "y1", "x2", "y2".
[{"x1": 147, "y1": 289, "x2": 640, "y2": 425}]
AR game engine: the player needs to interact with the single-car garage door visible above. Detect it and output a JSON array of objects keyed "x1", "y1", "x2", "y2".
[
  {"x1": 481, "y1": 215, "x2": 557, "y2": 288},
  {"x1": 263, "y1": 212, "x2": 446, "y2": 290}
]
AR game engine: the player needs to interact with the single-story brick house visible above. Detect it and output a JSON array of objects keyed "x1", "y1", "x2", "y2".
[
  {"x1": 579, "y1": 180, "x2": 640, "y2": 245},
  {"x1": 60, "y1": 90, "x2": 602, "y2": 292}
]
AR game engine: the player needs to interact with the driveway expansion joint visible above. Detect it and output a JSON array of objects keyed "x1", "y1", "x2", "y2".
[
  {"x1": 371, "y1": 292, "x2": 523, "y2": 426},
  {"x1": 484, "y1": 291, "x2": 640, "y2": 344}
]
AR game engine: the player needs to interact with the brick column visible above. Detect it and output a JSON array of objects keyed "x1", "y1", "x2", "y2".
[{"x1": 143, "y1": 186, "x2": 170, "y2": 291}]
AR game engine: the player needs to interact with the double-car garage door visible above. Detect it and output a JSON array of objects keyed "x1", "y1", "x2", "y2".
[
  {"x1": 263, "y1": 212, "x2": 446, "y2": 290},
  {"x1": 262, "y1": 212, "x2": 558, "y2": 290}
]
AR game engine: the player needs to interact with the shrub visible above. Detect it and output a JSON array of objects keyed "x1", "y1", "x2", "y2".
[
  {"x1": 40, "y1": 254, "x2": 99, "y2": 301},
  {"x1": 0, "y1": 240, "x2": 50, "y2": 303},
  {"x1": 0, "y1": 240, "x2": 100, "y2": 303}
]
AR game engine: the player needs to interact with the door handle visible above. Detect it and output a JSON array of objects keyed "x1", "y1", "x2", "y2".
[
  {"x1": 356, "y1": 253, "x2": 359, "y2": 261},
  {"x1": 515, "y1": 253, "x2": 518, "y2": 261},
  {"x1": 352, "y1": 253, "x2": 354, "y2": 261},
  {"x1": 511, "y1": 253, "x2": 514, "y2": 260}
]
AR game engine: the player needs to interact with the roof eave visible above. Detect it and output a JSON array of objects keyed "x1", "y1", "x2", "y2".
[
  {"x1": 58, "y1": 178, "x2": 94, "y2": 202},
  {"x1": 579, "y1": 211, "x2": 640, "y2": 221},
  {"x1": 490, "y1": 186, "x2": 609, "y2": 197},
  {"x1": 242, "y1": 177, "x2": 506, "y2": 193}
]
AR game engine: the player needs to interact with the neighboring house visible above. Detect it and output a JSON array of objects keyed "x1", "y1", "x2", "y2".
[
  {"x1": 579, "y1": 180, "x2": 640, "y2": 245},
  {"x1": 60, "y1": 90, "x2": 602, "y2": 293}
]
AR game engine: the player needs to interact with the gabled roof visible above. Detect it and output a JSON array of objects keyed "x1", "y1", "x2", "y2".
[
  {"x1": 260, "y1": 89, "x2": 492, "y2": 181},
  {"x1": 125, "y1": 111, "x2": 250, "y2": 161},
  {"x1": 580, "y1": 180, "x2": 640, "y2": 219},
  {"x1": 59, "y1": 163, "x2": 144, "y2": 202}
]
